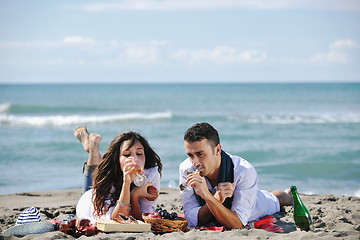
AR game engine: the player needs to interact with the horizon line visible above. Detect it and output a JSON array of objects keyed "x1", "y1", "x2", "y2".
[{"x1": 1, "y1": 81, "x2": 360, "y2": 85}]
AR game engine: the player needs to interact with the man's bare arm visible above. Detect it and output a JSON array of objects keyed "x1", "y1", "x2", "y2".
[
  {"x1": 200, "y1": 190, "x2": 243, "y2": 229},
  {"x1": 197, "y1": 203, "x2": 215, "y2": 226},
  {"x1": 188, "y1": 173, "x2": 242, "y2": 229}
]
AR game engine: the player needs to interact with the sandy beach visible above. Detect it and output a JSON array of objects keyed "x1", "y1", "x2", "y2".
[{"x1": 1, "y1": 187, "x2": 359, "y2": 239}]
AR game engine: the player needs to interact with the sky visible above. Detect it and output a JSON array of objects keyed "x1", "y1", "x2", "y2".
[{"x1": 0, "y1": 0, "x2": 359, "y2": 84}]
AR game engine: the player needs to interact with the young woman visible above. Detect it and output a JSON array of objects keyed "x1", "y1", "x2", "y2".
[{"x1": 74, "y1": 126, "x2": 162, "y2": 223}]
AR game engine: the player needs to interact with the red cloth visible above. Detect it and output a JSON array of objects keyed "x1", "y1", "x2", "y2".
[
  {"x1": 250, "y1": 215, "x2": 284, "y2": 233},
  {"x1": 193, "y1": 215, "x2": 284, "y2": 233},
  {"x1": 195, "y1": 226, "x2": 225, "y2": 232}
]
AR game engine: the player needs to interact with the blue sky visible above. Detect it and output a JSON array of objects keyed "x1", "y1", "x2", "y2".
[{"x1": 0, "y1": 0, "x2": 359, "y2": 83}]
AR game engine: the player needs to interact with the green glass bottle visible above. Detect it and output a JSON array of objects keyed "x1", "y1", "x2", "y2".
[{"x1": 290, "y1": 186, "x2": 314, "y2": 231}]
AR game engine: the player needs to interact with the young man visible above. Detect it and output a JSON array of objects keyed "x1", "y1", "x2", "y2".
[{"x1": 179, "y1": 122, "x2": 293, "y2": 229}]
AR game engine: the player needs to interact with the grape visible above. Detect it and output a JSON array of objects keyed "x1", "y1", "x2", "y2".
[
  {"x1": 154, "y1": 208, "x2": 180, "y2": 220},
  {"x1": 171, "y1": 212, "x2": 177, "y2": 219}
]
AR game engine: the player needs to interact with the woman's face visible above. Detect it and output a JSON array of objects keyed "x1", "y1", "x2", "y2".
[{"x1": 119, "y1": 140, "x2": 146, "y2": 172}]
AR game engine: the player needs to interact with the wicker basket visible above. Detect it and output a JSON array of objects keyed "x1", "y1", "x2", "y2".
[{"x1": 142, "y1": 213, "x2": 188, "y2": 232}]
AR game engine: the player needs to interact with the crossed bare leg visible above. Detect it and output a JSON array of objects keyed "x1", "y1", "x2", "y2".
[
  {"x1": 272, "y1": 188, "x2": 293, "y2": 208},
  {"x1": 88, "y1": 133, "x2": 102, "y2": 165},
  {"x1": 74, "y1": 126, "x2": 102, "y2": 166},
  {"x1": 74, "y1": 126, "x2": 90, "y2": 152}
]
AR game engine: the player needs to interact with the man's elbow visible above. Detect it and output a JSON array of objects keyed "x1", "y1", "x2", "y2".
[
  {"x1": 223, "y1": 221, "x2": 243, "y2": 230},
  {"x1": 222, "y1": 212, "x2": 244, "y2": 229}
]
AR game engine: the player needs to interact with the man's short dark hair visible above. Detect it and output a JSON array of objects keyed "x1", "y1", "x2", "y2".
[{"x1": 184, "y1": 122, "x2": 220, "y2": 148}]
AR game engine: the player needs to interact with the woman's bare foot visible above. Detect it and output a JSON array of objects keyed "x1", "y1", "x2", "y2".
[
  {"x1": 74, "y1": 126, "x2": 90, "y2": 152},
  {"x1": 87, "y1": 133, "x2": 102, "y2": 166}
]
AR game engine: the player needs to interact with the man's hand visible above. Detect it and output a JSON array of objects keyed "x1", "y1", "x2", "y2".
[
  {"x1": 186, "y1": 172, "x2": 209, "y2": 198},
  {"x1": 214, "y1": 182, "x2": 235, "y2": 203}
]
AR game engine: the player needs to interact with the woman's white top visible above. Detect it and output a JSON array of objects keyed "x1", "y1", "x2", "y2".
[{"x1": 76, "y1": 167, "x2": 160, "y2": 223}]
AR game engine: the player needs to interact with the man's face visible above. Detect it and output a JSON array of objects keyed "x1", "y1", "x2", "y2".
[{"x1": 184, "y1": 138, "x2": 221, "y2": 177}]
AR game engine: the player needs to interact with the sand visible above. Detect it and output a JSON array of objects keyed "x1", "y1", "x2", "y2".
[{"x1": 1, "y1": 188, "x2": 359, "y2": 239}]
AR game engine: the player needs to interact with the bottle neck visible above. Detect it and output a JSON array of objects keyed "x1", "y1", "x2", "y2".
[{"x1": 291, "y1": 187, "x2": 302, "y2": 205}]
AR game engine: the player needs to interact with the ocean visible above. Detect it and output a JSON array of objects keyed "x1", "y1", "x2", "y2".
[{"x1": 0, "y1": 83, "x2": 359, "y2": 197}]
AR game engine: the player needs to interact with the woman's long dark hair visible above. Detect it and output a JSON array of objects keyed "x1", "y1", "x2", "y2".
[{"x1": 91, "y1": 131, "x2": 162, "y2": 217}]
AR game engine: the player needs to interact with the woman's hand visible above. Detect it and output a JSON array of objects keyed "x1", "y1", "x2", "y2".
[
  {"x1": 122, "y1": 158, "x2": 137, "y2": 186},
  {"x1": 131, "y1": 182, "x2": 158, "y2": 200}
]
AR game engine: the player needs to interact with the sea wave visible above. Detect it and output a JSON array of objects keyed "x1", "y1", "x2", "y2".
[
  {"x1": 355, "y1": 189, "x2": 360, "y2": 198},
  {"x1": 0, "y1": 103, "x2": 11, "y2": 113},
  {"x1": 227, "y1": 113, "x2": 360, "y2": 124},
  {"x1": 0, "y1": 111, "x2": 172, "y2": 126}
]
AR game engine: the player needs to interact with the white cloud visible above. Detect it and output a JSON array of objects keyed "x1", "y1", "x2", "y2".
[
  {"x1": 103, "y1": 42, "x2": 161, "y2": 65},
  {"x1": 150, "y1": 40, "x2": 170, "y2": 46},
  {"x1": 310, "y1": 52, "x2": 348, "y2": 63},
  {"x1": 80, "y1": 0, "x2": 360, "y2": 12},
  {"x1": 0, "y1": 38, "x2": 171, "y2": 66},
  {"x1": 310, "y1": 39, "x2": 358, "y2": 63},
  {"x1": 242, "y1": 50, "x2": 267, "y2": 63},
  {"x1": 0, "y1": 36, "x2": 96, "y2": 48},
  {"x1": 172, "y1": 46, "x2": 267, "y2": 64},
  {"x1": 0, "y1": 58, "x2": 82, "y2": 66},
  {"x1": 0, "y1": 41, "x2": 54, "y2": 48},
  {"x1": 330, "y1": 39, "x2": 358, "y2": 49},
  {"x1": 0, "y1": 36, "x2": 98, "y2": 67},
  {"x1": 62, "y1": 36, "x2": 96, "y2": 45},
  {"x1": 43, "y1": 59, "x2": 83, "y2": 66},
  {"x1": 124, "y1": 45, "x2": 158, "y2": 63}
]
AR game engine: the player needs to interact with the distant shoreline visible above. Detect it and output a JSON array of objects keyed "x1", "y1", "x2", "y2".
[{"x1": 1, "y1": 82, "x2": 360, "y2": 85}]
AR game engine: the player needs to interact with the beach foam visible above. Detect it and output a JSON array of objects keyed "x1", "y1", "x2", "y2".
[
  {"x1": 0, "y1": 111, "x2": 172, "y2": 126},
  {"x1": 0, "y1": 102, "x2": 11, "y2": 113},
  {"x1": 227, "y1": 113, "x2": 360, "y2": 124}
]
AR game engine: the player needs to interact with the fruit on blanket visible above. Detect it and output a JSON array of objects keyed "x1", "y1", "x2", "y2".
[
  {"x1": 148, "y1": 212, "x2": 161, "y2": 219},
  {"x1": 146, "y1": 186, "x2": 159, "y2": 201}
]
